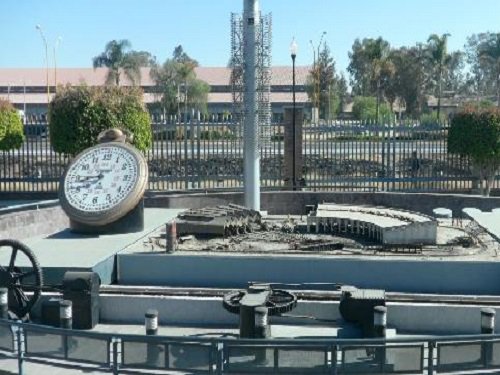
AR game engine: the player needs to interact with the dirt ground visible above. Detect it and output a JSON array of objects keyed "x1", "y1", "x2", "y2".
[{"x1": 142, "y1": 215, "x2": 500, "y2": 260}]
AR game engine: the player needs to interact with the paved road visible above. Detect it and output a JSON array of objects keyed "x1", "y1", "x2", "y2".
[{"x1": 6, "y1": 140, "x2": 447, "y2": 158}]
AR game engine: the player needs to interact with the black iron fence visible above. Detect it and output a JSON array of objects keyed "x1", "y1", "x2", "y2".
[
  {"x1": 1, "y1": 119, "x2": 498, "y2": 194},
  {"x1": 2, "y1": 318, "x2": 500, "y2": 374}
]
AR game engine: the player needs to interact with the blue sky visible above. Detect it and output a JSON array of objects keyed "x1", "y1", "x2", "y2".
[{"x1": 1, "y1": 0, "x2": 499, "y2": 74}]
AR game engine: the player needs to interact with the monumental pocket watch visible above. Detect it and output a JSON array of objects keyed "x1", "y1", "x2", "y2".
[{"x1": 59, "y1": 132, "x2": 148, "y2": 227}]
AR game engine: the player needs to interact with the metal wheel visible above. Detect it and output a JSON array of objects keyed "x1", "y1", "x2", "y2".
[
  {"x1": 0, "y1": 239, "x2": 43, "y2": 318},
  {"x1": 223, "y1": 288, "x2": 297, "y2": 316}
]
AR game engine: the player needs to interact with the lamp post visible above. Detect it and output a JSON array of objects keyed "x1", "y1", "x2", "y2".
[
  {"x1": 53, "y1": 36, "x2": 62, "y2": 93},
  {"x1": 290, "y1": 37, "x2": 298, "y2": 191},
  {"x1": 35, "y1": 25, "x2": 50, "y2": 105}
]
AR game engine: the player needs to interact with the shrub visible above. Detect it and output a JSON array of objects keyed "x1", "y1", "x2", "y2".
[
  {"x1": 49, "y1": 85, "x2": 152, "y2": 155},
  {"x1": 351, "y1": 96, "x2": 393, "y2": 124},
  {"x1": 448, "y1": 107, "x2": 500, "y2": 196},
  {"x1": 460, "y1": 99, "x2": 495, "y2": 111},
  {"x1": 0, "y1": 99, "x2": 25, "y2": 151},
  {"x1": 419, "y1": 112, "x2": 447, "y2": 127}
]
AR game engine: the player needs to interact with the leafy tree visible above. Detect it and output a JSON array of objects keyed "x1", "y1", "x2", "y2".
[
  {"x1": 49, "y1": 85, "x2": 152, "y2": 155},
  {"x1": 348, "y1": 38, "x2": 374, "y2": 96},
  {"x1": 443, "y1": 51, "x2": 465, "y2": 93},
  {"x1": 306, "y1": 44, "x2": 338, "y2": 119},
  {"x1": 0, "y1": 99, "x2": 24, "y2": 151},
  {"x1": 352, "y1": 96, "x2": 393, "y2": 123},
  {"x1": 334, "y1": 73, "x2": 349, "y2": 116},
  {"x1": 448, "y1": 107, "x2": 500, "y2": 196},
  {"x1": 427, "y1": 33, "x2": 452, "y2": 119},
  {"x1": 370, "y1": 39, "x2": 395, "y2": 123},
  {"x1": 92, "y1": 40, "x2": 152, "y2": 86},
  {"x1": 150, "y1": 46, "x2": 210, "y2": 117},
  {"x1": 464, "y1": 33, "x2": 491, "y2": 99},
  {"x1": 477, "y1": 33, "x2": 500, "y2": 107},
  {"x1": 388, "y1": 45, "x2": 431, "y2": 117},
  {"x1": 348, "y1": 37, "x2": 394, "y2": 122}
]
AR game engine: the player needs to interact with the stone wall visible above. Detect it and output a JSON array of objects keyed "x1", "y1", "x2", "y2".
[{"x1": 146, "y1": 191, "x2": 500, "y2": 217}]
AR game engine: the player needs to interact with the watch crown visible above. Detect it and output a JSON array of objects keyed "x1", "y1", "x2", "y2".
[{"x1": 98, "y1": 128, "x2": 132, "y2": 143}]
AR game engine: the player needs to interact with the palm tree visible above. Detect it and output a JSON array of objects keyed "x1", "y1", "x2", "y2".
[
  {"x1": 92, "y1": 40, "x2": 143, "y2": 86},
  {"x1": 478, "y1": 33, "x2": 500, "y2": 107},
  {"x1": 427, "y1": 34, "x2": 451, "y2": 120}
]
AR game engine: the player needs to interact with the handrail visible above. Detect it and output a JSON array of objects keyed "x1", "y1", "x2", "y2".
[{"x1": 1, "y1": 318, "x2": 500, "y2": 374}]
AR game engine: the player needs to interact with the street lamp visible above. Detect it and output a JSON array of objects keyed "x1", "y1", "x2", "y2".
[
  {"x1": 53, "y1": 36, "x2": 62, "y2": 93},
  {"x1": 35, "y1": 25, "x2": 50, "y2": 105},
  {"x1": 290, "y1": 37, "x2": 298, "y2": 191}
]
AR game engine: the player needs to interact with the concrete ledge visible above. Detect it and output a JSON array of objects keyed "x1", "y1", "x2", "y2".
[
  {"x1": 118, "y1": 253, "x2": 500, "y2": 295},
  {"x1": 0, "y1": 204, "x2": 69, "y2": 239},
  {"x1": 97, "y1": 294, "x2": 500, "y2": 335}
]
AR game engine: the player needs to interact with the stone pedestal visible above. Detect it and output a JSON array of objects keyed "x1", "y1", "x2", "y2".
[
  {"x1": 70, "y1": 200, "x2": 144, "y2": 235},
  {"x1": 283, "y1": 106, "x2": 304, "y2": 189}
]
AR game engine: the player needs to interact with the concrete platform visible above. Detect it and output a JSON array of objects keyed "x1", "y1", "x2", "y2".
[
  {"x1": 0, "y1": 208, "x2": 182, "y2": 285},
  {"x1": 463, "y1": 207, "x2": 500, "y2": 242}
]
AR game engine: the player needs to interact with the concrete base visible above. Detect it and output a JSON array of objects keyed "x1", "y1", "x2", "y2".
[{"x1": 0, "y1": 208, "x2": 182, "y2": 285}]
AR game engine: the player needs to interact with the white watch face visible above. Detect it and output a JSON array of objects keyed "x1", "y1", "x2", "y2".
[{"x1": 64, "y1": 145, "x2": 139, "y2": 212}]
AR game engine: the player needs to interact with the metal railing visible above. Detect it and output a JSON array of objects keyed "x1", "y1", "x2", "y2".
[
  {"x1": 1, "y1": 119, "x2": 498, "y2": 194},
  {"x1": 1, "y1": 318, "x2": 500, "y2": 374}
]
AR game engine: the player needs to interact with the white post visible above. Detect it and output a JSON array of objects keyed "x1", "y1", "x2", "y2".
[{"x1": 243, "y1": 0, "x2": 260, "y2": 211}]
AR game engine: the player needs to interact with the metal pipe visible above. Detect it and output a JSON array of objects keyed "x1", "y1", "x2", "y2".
[
  {"x1": 243, "y1": 0, "x2": 260, "y2": 210},
  {"x1": 59, "y1": 300, "x2": 72, "y2": 329}
]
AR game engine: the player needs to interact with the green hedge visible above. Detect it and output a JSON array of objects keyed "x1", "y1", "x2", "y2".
[
  {"x1": 0, "y1": 99, "x2": 24, "y2": 151},
  {"x1": 448, "y1": 107, "x2": 500, "y2": 164},
  {"x1": 49, "y1": 85, "x2": 152, "y2": 155}
]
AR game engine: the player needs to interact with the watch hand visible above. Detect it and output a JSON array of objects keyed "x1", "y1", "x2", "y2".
[{"x1": 78, "y1": 175, "x2": 101, "y2": 181}]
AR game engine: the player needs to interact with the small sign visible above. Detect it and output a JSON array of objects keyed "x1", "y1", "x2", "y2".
[{"x1": 247, "y1": 17, "x2": 254, "y2": 25}]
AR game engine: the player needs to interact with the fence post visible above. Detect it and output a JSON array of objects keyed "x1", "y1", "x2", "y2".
[
  {"x1": 481, "y1": 308, "x2": 495, "y2": 367},
  {"x1": 112, "y1": 338, "x2": 119, "y2": 375},
  {"x1": 330, "y1": 344, "x2": 338, "y2": 375},
  {"x1": 216, "y1": 342, "x2": 224, "y2": 375},
  {"x1": 427, "y1": 341, "x2": 435, "y2": 375},
  {"x1": 16, "y1": 323, "x2": 24, "y2": 375}
]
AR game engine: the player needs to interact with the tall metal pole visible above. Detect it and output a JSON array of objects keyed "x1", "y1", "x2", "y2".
[
  {"x1": 53, "y1": 37, "x2": 62, "y2": 93},
  {"x1": 243, "y1": 0, "x2": 260, "y2": 210},
  {"x1": 36, "y1": 25, "x2": 50, "y2": 105},
  {"x1": 317, "y1": 32, "x2": 326, "y2": 121},
  {"x1": 292, "y1": 51, "x2": 297, "y2": 191},
  {"x1": 309, "y1": 41, "x2": 316, "y2": 118},
  {"x1": 23, "y1": 81, "x2": 26, "y2": 114}
]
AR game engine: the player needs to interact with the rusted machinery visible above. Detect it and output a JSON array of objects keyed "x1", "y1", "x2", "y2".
[
  {"x1": 223, "y1": 284, "x2": 297, "y2": 338},
  {"x1": 339, "y1": 285, "x2": 386, "y2": 337},
  {"x1": 176, "y1": 204, "x2": 261, "y2": 237}
]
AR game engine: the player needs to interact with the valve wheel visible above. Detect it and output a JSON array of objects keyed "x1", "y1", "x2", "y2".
[
  {"x1": 223, "y1": 288, "x2": 297, "y2": 315},
  {"x1": 0, "y1": 239, "x2": 43, "y2": 318}
]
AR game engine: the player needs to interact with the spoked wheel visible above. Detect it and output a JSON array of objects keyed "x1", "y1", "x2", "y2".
[{"x1": 0, "y1": 239, "x2": 43, "y2": 319}]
